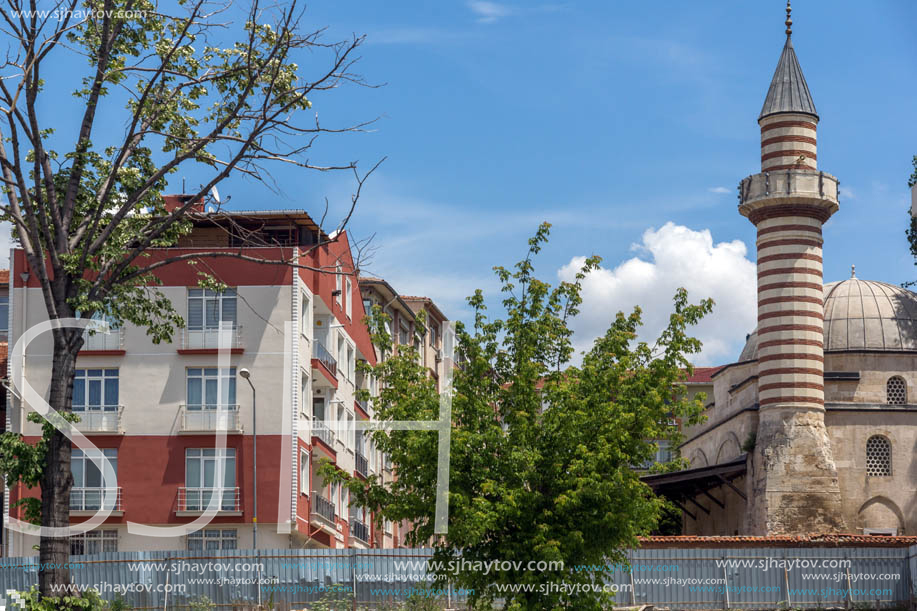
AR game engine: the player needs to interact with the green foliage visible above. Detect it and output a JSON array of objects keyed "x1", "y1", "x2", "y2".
[
  {"x1": 909, "y1": 155, "x2": 917, "y2": 188},
  {"x1": 322, "y1": 223, "x2": 713, "y2": 610},
  {"x1": 13, "y1": 586, "x2": 109, "y2": 610},
  {"x1": 742, "y1": 431, "x2": 757, "y2": 453},
  {"x1": 187, "y1": 595, "x2": 214, "y2": 611},
  {"x1": 306, "y1": 588, "x2": 354, "y2": 611}
]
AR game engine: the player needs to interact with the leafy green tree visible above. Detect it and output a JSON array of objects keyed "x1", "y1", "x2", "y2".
[
  {"x1": 905, "y1": 155, "x2": 917, "y2": 285},
  {"x1": 0, "y1": 0, "x2": 375, "y2": 594},
  {"x1": 324, "y1": 224, "x2": 712, "y2": 609}
]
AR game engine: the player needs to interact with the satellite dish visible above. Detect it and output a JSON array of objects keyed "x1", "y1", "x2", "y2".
[{"x1": 210, "y1": 185, "x2": 221, "y2": 206}]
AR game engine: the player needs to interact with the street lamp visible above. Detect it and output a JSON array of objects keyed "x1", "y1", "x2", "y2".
[{"x1": 239, "y1": 368, "x2": 257, "y2": 550}]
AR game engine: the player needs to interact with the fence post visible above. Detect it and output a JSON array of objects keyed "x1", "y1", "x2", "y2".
[
  {"x1": 846, "y1": 560, "x2": 853, "y2": 610},
  {"x1": 351, "y1": 549, "x2": 357, "y2": 611},
  {"x1": 784, "y1": 553, "x2": 791, "y2": 608},
  {"x1": 163, "y1": 557, "x2": 173, "y2": 611}
]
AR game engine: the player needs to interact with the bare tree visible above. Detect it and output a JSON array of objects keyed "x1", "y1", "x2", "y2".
[{"x1": 0, "y1": 0, "x2": 377, "y2": 594}]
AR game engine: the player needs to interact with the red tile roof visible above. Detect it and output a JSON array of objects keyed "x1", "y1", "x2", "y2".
[
  {"x1": 683, "y1": 366, "x2": 724, "y2": 384},
  {"x1": 639, "y1": 534, "x2": 917, "y2": 548}
]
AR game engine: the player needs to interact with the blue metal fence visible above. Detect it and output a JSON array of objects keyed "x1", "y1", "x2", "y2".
[{"x1": 0, "y1": 545, "x2": 914, "y2": 609}]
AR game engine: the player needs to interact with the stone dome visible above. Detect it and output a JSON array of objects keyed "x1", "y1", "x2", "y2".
[{"x1": 738, "y1": 278, "x2": 917, "y2": 361}]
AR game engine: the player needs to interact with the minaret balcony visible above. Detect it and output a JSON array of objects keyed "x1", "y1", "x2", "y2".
[{"x1": 738, "y1": 169, "x2": 839, "y2": 220}]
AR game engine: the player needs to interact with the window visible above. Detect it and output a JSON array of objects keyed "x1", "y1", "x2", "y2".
[
  {"x1": 185, "y1": 448, "x2": 237, "y2": 510},
  {"x1": 301, "y1": 294, "x2": 312, "y2": 337},
  {"x1": 335, "y1": 263, "x2": 343, "y2": 305},
  {"x1": 331, "y1": 480, "x2": 341, "y2": 517},
  {"x1": 866, "y1": 435, "x2": 892, "y2": 476},
  {"x1": 188, "y1": 288, "x2": 237, "y2": 330},
  {"x1": 399, "y1": 323, "x2": 410, "y2": 346},
  {"x1": 430, "y1": 324, "x2": 438, "y2": 349},
  {"x1": 186, "y1": 368, "x2": 236, "y2": 409},
  {"x1": 71, "y1": 449, "x2": 118, "y2": 511},
  {"x1": 345, "y1": 278, "x2": 353, "y2": 319},
  {"x1": 887, "y1": 376, "x2": 907, "y2": 405},
  {"x1": 338, "y1": 335, "x2": 346, "y2": 375},
  {"x1": 363, "y1": 298, "x2": 373, "y2": 315},
  {"x1": 347, "y1": 343, "x2": 355, "y2": 381},
  {"x1": 300, "y1": 450, "x2": 309, "y2": 495},
  {"x1": 73, "y1": 369, "x2": 119, "y2": 412},
  {"x1": 70, "y1": 530, "x2": 118, "y2": 556},
  {"x1": 187, "y1": 529, "x2": 237, "y2": 551},
  {"x1": 0, "y1": 295, "x2": 7, "y2": 341},
  {"x1": 300, "y1": 372, "x2": 310, "y2": 418}
]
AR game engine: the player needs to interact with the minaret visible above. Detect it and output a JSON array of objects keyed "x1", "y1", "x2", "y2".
[{"x1": 738, "y1": 2, "x2": 846, "y2": 534}]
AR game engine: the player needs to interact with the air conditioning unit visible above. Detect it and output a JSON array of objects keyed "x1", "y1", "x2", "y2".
[{"x1": 434, "y1": 348, "x2": 443, "y2": 361}]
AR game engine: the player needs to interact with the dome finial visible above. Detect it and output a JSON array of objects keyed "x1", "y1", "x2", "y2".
[
  {"x1": 851, "y1": 264, "x2": 856, "y2": 278},
  {"x1": 785, "y1": 0, "x2": 793, "y2": 37}
]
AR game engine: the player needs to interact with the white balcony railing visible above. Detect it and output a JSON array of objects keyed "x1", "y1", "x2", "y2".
[
  {"x1": 82, "y1": 326, "x2": 123, "y2": 351},
  {"x1": 177, "y1": 487, "x2": 240, "y2": 512},
  {"x1": 180, "y1": 405, "x2": 241, "y2": 432},
  {"x1": 73, "y1": 407, "x2": 123, "y2": 433},
  {"x1": 312, "y1": 419, "x2": 334, "y2": 447},
  {"x1": 70, "y1": 487, "x2": 122, "y2": 512},
  {"x1": 181, "y1": 325, "x2": 243, "y2": 350}
]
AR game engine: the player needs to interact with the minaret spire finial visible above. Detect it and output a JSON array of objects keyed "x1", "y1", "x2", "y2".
[
  {"x1": 785, "y1": 0, "x2": 793, "y2": 37},
  {"x1": 851, "y1": 264, "x2": 856, "y2": 278}
]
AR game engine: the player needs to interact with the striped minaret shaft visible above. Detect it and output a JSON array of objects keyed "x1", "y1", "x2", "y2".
[{"x1": 755, "y1": 115, "x2": 825, "y2": 411}]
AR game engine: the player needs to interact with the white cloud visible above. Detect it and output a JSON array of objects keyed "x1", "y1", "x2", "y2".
[
  {"x1": 468, "y1": 1, "x2": 512, "y2": 23},
  {"x1": 708, "y1": 186, "x2": 730, "y2": 194},
  {"x1": 558, "y1": 222, "x2": 757, "y2": 366},
  {"x1": 838, "y1": 186, "x2": 856, "y2": 200}
]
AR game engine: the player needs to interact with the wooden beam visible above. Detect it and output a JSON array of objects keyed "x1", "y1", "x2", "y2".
[
  {"x1": 685, "y1": 496, "x2": 711, "y2": 515},
  {"x1": 672, "y1": 500, "x2": 697, "y2": 521},
  {"x1": 701, "y1": 489, "x2": 725, "y2": 509},
  {"x1": 717, "y1": 475, "x2": 747, "y2": 500}
]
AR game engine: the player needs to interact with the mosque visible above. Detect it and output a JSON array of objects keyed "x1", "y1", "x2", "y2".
[{"x1": 643, "y1": 3, "x2": 917, "y2": 536}]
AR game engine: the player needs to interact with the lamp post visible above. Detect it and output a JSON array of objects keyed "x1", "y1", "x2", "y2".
[{"x1": 239, "y1": 368, "x2": 257, "y2": 550}]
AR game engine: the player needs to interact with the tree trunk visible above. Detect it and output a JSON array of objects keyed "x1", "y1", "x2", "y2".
[{"x1": 38, "y1": 328, "x2": 79, "y2": 596}]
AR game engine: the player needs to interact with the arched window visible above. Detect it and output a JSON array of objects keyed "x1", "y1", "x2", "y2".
[
  {"x1": 865, "y1": 435, "x2": 892, "y2": 477},
  {"x1": 886, "y1": 376, "x2": 907, "y2": 405}
]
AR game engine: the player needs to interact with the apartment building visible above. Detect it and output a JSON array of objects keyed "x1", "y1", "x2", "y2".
[
  {"x1": 401, "y1": 296, "x2": 449, "y2": 392},
  {"x1": 358, "y1": 279, "x2": 451, "y2": 548},
  {"x1": 2, "y1": 202, "x2": 388, "y2": 555}
]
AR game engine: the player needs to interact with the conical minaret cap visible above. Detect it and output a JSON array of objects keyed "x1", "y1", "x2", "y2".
[{"x1": 759, "y1": 34, "x2": 818, "y2": 120}]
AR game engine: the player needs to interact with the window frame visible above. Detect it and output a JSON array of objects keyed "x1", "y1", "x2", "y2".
[
  {"x1": 187, "y1": 288, "x2": 237, "y2": 331},
  {"x1": 72, "y1": 369, "x2": 120, "y2": 412},
  {"x1": 187, "y1": 529, "x2": 238, "y2": 551},
  {"x1": 70, "y1": 529, "x2": 118, "y2": 556},
  {"x1": 186, "y1": 367, "x2": 237, "y2": 410},
  {"x1": 865, "y1": 434, "x2": 892, "y2": 477},
  {"x1": 886, "y1": 376, "x2": 907, "y2": 405}
]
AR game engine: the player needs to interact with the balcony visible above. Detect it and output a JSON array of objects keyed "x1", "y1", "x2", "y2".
[
  {"x1": 177, "y1": 487, "x2": 240, "y2": 513},
  {"x1": 73, "y1": 407, "x2": 123, "y2": 434},
  {"x1": 180, "y1": 326, "x2": 243, "y2": 352},
  {"x1": 312, "y1": 420, "x2": 335, "y2": 449},
  {"x1": 351, "y1": 519, "x2": 370, "y2": 544},
  {"x1": 70, "y1": 487, "x2": 122, "y2": 513},
  {"x1": 82, "y1": 326, "x2": 123, "y2": 352},
  {"x1": 355, "y1": 452, "x2": 368, "y2": 478},
  {"x1": 180, "y1": 405, "x2": 242, "y2": 433},
  {"x1": 311, "y1": 493, "x2": 335, "y2": 524},
  {"x1": 737, "y1": 169, "x2": 839, "y2": 212},
  {"x1": 312, "y1": 341, "x2": 338, "y2": 384}
]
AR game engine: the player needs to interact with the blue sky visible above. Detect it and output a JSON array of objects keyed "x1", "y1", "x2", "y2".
[
  {"x1": 16, "y1": 0, "x2": 917, "y2": 365},
  {"x1": 289, "y1": 0, "x2": 917, "y2": 363}
]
